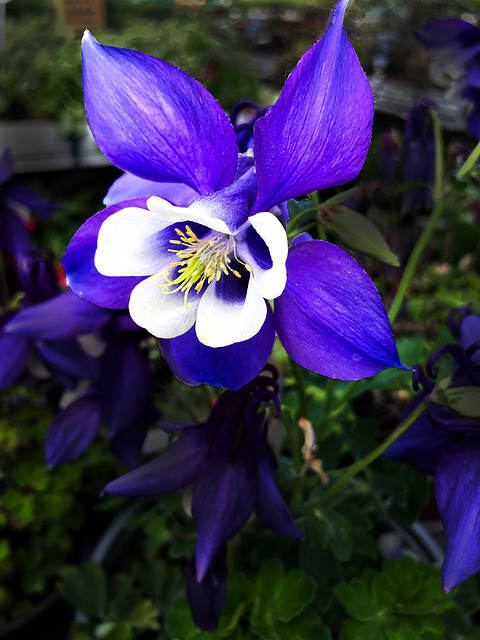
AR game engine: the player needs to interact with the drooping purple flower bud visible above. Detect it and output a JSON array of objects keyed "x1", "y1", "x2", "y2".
[{"x1": 401, "y1": 98, "x2": 437, "y2": 214}]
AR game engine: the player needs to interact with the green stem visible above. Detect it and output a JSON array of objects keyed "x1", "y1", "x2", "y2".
[
  {"x1": 316, "y1": 398, "x2": 430, "y2": 505},
  {"x1": 388, "y1": 110, "x2": 445, "y2": 324},
  {"x1": 289, "y1": 358, "x2": 308, "y2": 419},
  {"x1": 457, "y1": 139, "x2": 480, "y2": 180},
  {"x1": 388, "y1": 200, "x2": 445, "y2": 324},
  {"x1": 429, "y1": 109, "x2": 444, "y2": 202},
  {"x1": 287, "y1": 205, "x2": 318, "y2": 232}
]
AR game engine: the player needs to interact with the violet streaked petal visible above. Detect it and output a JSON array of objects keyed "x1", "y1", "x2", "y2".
[
  {"x1": 5, "y1": 291, "x2": 110, "y2": 339},
  {"x1": 83, "y1": 32, "x2": 238, "y2": 194},
  {"x1": 100, "y1": 342, "x2": 152, "y2": 436},
  {"x1": 63, "y1": 199, "x2": 146, "y2": 309},
  {"x1": 159, "y1": 306, "x2": 275, "y2": 390},
  {"x1": 275, "y1": 240, "x2": 408, "y2": 379},
  {"x1": 46, "y1": 394, "x2": 102, "y2": 467},
  {"x1": 104, "y1": 428, "x2": 210, "y2": 496},
  {"x1": 255, "y1": 446, "x2": 304, "y2": 539},
  {"x1": 253, "y1": 0, "x2": 373, "y2": 212},
  {"x1": 104, "y1": 172, "x2": 198, "y2": 207},
  {"x1": 192, "y1": 457, "x2": 256, "y2": 581},
  {"x1": 185, "y1": 549, "x2": 227, "y2": 632},
  {"x1": 435, "y1": 436, "x2": 480, "y2": 591}
]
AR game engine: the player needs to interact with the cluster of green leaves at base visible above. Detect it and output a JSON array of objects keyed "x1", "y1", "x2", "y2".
[
  {"x1": 0, "y1": 388, "x2": 123, "y2": 623},
  {"x1": 334, "y1": 556, "x2": 469, "y2": 640},
  {"x1": 166, "y1": 559, "x2": 330, "y2": 640}
]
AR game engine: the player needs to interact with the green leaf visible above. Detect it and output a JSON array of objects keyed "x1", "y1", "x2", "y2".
[
  {"x1": 334, "y1": 579, "x2": 378, "y2": 622},
  {"x1": 129, "y1": 599, "x2": 160, "y2": 630},
  {"x1": 370, "y1": 573, "x2": 396, "y2": 610},
  {"x1": 339, "y1": 619, "x2": 387, "y2": 640},
  {"x1": 94, "y1": 621, "x2": 133, "y2": 640},
  {"x1": 108, "y1": 573, "x2": 139, "y2": 620},
  {"x1": 442, "y1": 387, "x2": 480, "y2": 418},
  {"x1": 273, "y1": 609, "x2": 331, "y2": 640},
  {"x1": 384, "y1": 557, "x2": 421, "y2": 601},
  {"x1": 133, "y1": 560, "x2": 166, "y2": 605},
  {"x1": 325, "y1": 206, "x2": 399, "y2": 266},
  {"x1": 58, "y1": 563, "x2": 107, "y2": 617}
]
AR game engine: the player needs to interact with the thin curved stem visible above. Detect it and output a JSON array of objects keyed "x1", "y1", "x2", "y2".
[
  {"x1": 316, "y1": 398, "x2": 430, "y2": 505},
  {"x1": 457, "y1": 139, "x2": 480, "y2": 180}
]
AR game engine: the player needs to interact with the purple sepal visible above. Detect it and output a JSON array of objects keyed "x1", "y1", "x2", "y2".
[
  {"x1": 0, "y1": 320, "x2": 29, "y2": 391},
  {"x1": 16, "y1": 250, "x2": 59, "y2": 306},
  {"x1": 104, "y1": 172, "x2": 198, "y2": 207},
  {"x1": 275, "y1": 240, "x2": 408, "y2": 380},
  {"x1": 384, "y1": 395, "x2": 450, "y2": 475},
  {"x1": 37, "y1": 339, "x2": 101, "y2": 384},
  {"x1": 160, "y1": 306, "x2": 275, "y2": 390},
  {"x1": 185, "y1": 549, "x2": 227, "y2": 632},
  {"x1": 417, "y1": 18, "x2": 480, "y2": 49},
  {"x1": 104, "y1": 429, "x2": 210, "y2": 496},
  {"x1": 255, "y1": 445, "x2": 304, "y2": 539},
  {"x1": 253, "y1": 0, "x2": 373, "y2": 212},
  {"x1": 467, "y1": 103, "x2": 480, "y2": 140},
  {"x1": 0, "y1": 147, "x2": 14, "y2": 184},
  {"x1": 82, "y1": 32, "x2": 238, "y2": 194},
  {"x1": 63, "y1": 199, "x2": 146, "y2": 309},
  {"x1": 5, "y1": 291, "x2": 110, "y2": 339},
  {"x1": 161, "y1": 420, "x2": 198, "y2": 433},
  {"x1": 111, "y1": 313, "x2": 144, "y2": 334},
  {"x1": 192, "y1": 454, "x2": 256, "y2": 581},
  {"x1": 46, "y1": 394, "x2": 102, "y2": 467},
  {"x1": 435, "y1": 436, "x2": 480, "y2": 591},
  {"x1": 6, "y1": 184, "x2": 60, "y2": 219},
  {"x1": 110, "y1": 416, "x2": 149, "y2": 469},
  {"x1": 0, "y1": 208, "x2": 32, "y2": 254},
  {"x1": 100, "y1": 342, "x2": 152, "y2": 436}
]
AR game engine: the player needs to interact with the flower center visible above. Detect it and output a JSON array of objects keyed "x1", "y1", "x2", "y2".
[{"x1": 158, "y1": 225, "x2": 249, "y2": 308}]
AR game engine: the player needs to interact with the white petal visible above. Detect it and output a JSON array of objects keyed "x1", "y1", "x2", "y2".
[
  {"x1": 237, "y1": 211, "x2": 288, "y2": 299},
  {"x1": 95, "y1": 206, "x2": 175, "y2": 276},
  {"x1": 195, "y1": 276, "x2": 267, "y2": 348},
  {"x1": 147, "y1": 196, "x2": 234, "y2": 235},
  {"x1": 129, "y1": 274, "x2": 200, "y2": 339}
]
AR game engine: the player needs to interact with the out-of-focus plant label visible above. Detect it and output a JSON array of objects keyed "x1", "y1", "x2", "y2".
[{"x1": 55, "y1": 0, "x2": 105, "y2": 37}]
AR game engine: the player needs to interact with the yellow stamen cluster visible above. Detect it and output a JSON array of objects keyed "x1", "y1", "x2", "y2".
[{"x1": 156, "y1": 225, "x2": 249, "y2": 309}]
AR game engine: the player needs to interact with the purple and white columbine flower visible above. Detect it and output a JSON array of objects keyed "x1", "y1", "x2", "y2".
[{"x1": 64, "y1": 0, "x2": 407, "y2": 390}]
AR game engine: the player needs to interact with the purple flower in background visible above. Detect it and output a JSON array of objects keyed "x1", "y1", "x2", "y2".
[
  {"x1": 386, "y1": 306, "x2": 480, "y2": 592},
  {"x1": 418, "y1": 18, "x2": 480, "y2": 138},
  {"x1": 0, "y1": 148, "x2": 60, "y2": 255},
  {"x1": 229, "y1": 100, "x2": 266, "y2": 153},
  {"x1": 104, "y1": 367, "x2": 303, "y2": 630},
  {"x1": 401, "y1": 98, "x2": 436, "y2": 214},
  {"x1": 0, "y1": 248, "x2": 154, "y2": 468},
  {"x1": 64, "y1": 0, "x2": 407, "y2": 390}
]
